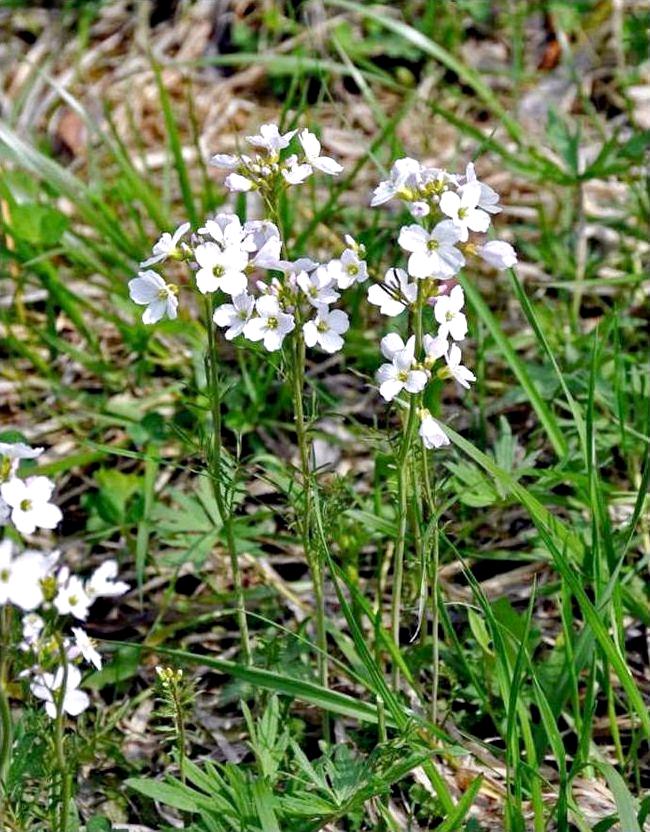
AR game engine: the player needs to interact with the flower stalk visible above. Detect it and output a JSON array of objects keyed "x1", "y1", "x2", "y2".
[{"x1": 204, "y1": 299, "x2": 252, "y2": 666}]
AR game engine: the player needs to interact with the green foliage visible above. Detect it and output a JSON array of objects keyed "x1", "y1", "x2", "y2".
[{"x1": 2, "y1": 1, "x2": 649, "y2": 830}]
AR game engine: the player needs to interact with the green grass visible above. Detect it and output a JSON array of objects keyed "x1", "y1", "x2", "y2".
[{"x1": 1, "y1": 1, "x2": 649, "y2": 830}]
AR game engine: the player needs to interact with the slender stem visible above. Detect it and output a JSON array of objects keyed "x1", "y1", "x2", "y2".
[
  {"x1": 291, "y1": 330, "x2": 329, "y2": 714},
  {"x1": 390, "y1": 282, "x2": 425, "y2": 689},
  {"x1": 54, "y1": 637, "x2": 71, "y2": 832},
  {"x1": 421, "y1": 450, "x2": 440, "y2": 723},
  {"x1": 204, "y1": 299, "x2": 252, "y2": 665},
  {"x1": 171, "y1": 684, "x2": 187, "y2": 784},
  {"x1": 0, "y1": 607, "x2": 12, "y2": 812}
]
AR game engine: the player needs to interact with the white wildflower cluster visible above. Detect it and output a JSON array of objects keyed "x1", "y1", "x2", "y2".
[
  {"x1": 0, "y1": 441, "x2": 129, "y2": 719},
  {"x1": 210, "y1": 123, "x2": 342, "y2": 193},
  {"x1": 369, "y1": 158, "x2": 517, "y2": 450},
  {"x1": 130, "y1": 125, "x2": 360, "y2": 356}
]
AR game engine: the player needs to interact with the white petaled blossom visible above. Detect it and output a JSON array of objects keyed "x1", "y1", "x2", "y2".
[
  {"x1": 377, "y1": 335, "x2": 428, "y2": 402},
  {"x1": 0, "y1": 546, "x2": 58, "y2": 611},
  {"x1": 213, "y1": 293, "x2": 255, "y2": 340},
  {"x1": 224, "y1": 172, "x2": 254, "y2": 192},
  {"x1": 31, "y1": 664, "x2": 90, "y2": 719},
  {"x1": 70, "y1": 627, "x2": 102, "y2": 671},
  {"x1": 20, "y1": 613, "x2": 44, "y2": 650},
  {"x1": 464, "y1": 162, "x2": 501, "y2": 214},
  {"x1": 246, "y1": 123, "x2": 296, "y2": 155},
  {"x1": 194, "y1": 243, "x2": 248, "y2": 296},
  {"x1": 434, "y1": 285, "x2": 468, "y2": 342},
  {"x1": 439, "y1": 181, "x2": 491, "y2": 241},
  {"x1": 371, "y1": 157, "x2": 423, "y2": 207},
  {"x1": 477, "y1": 240, "x2": 517, "y2": 270},
  {"x1": 141, "y1": 222, "x2": 190, "y2": 267},
  {"x1": 129, "y1": 271, "x2": 178, "y2": 324},
  {"x1": 303, "y1": 306, "x2": 350, "y2": 354},
  {"x1": 0, "y1": 442, "x2": 43, "y2": 480},
  {"x1": 398, "y1": 221, "x2": 464, "y2": 279},
  {"x1": 87, "y1": 560, "x2": 130, "y2": 599},
  {"x1": 55, "y1": 569, "x2": 92, "y2": 620},
  {"x1": 199, "y1": 214, "x2": 253, "y2": 251},
  {"x1": 444, "y1": 344, "x2": 476, "y2": 389},
  {"x1": 419, "y1": 409, "x2": 450, "y2": 450},
  {"x1": 367, "y1": 268, "x2": 417, "y2": 318},
  {"x1": 243, "y1": 295, "x2": 295, "y2": 352},
  {"x1": 282, "y1": 155, "x2": 313, "y2": 185},
  {"x1": 365, "y1": 157, "x2": 512, "y2": 453},
  {"x1": 297, "y1": 268, "x2": 340, "y2": 308},
  {"x1": 423, "y1": 333, "x2": 449, "y2": 363},
  {"x1": 328, "y1": 249, "x2": 368, "y2": 289},
  {"x1": 210, "y1": 123, "x2": 343, "y2": 195},
  {"x1": 298, "y1": 130, "x2": 343, "y2": 175},
  {"x1": 0, "y1": 476, "x2": 62, "y2": 536}
]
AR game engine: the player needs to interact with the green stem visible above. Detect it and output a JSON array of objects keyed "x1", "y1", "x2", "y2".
[
  {"x1": 390, "y1": 282, "x2": 425, "y2": 689},
  {"x1": 54, "y1": 637, "x2": 71, "y2": 832},
  {"x1": 291, "y1": 330, "x2": 329, "y2": 718},
  {"x1": 172, "y1": 684, "x2": 187, "y2": 784},
  {"x1": 0, "y1": 606, "x2": 11, "y2": 793},
  {"x1": 204, "y1": 299, "x2": 252, "y2": 666}
]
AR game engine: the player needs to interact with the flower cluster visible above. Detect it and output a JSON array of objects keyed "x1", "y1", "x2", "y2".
[
  {"x1": 211, "y1": 123, "x2": 342, "y2": 193},
  {"x1": 130, "y1": 125, "x2": 362, "y2": 356},
  {"x1": 369, "y1": 158, "x2": 517, "y2": 449},
  {"x1": 0, "y1": 441, "x2": 129, "y2": 719}
]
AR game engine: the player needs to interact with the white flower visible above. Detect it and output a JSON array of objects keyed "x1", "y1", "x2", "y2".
[
  {"x1": 210, "y1": 154, "x2": 239, "y2": 170},
  {"x1": 408, "y1": 201, "x2": 430, "y2": 218},
  {"x1": 419, "y1": 410, "x2": 450, "y2": 449},
  {"x1": 246, "y1": 123, "x2": 296, "y2": 154},
  {"x1": 55, "y1": 569, "x2": 92, "y2": 620},
  {"x1": 445, "y1": 344, "x2": 476, "y2": 389},
  {"x1": 274, "y1": 256, "x2": 320, "y2": 276},
  {"x1": 199, "y1": 214, "x2": 254, "y2": 251},
  {"x1": 303, "y1": 306, "x2": 349, "y2": 353},
  {"x1": 298, "y1": 130, "x2": 343, "y2": 175},
  {"x1": 398, "y1": 221, "x2": 464, "y2": 279},
  {"x1": 2, "y1": 548, "x2": 57, "y2": 611},
  {"x1": 464, "y1": 163, "x2": 501, "y2": 214},
  {"x1": 282, "y1": 155, "x2": 312, "y2": 185},
  {"x1": 140, "y1": 222, "x2": 190, "y2": 267},
  {"x1": 243, "y1": 295, "x2": 295, "y2": 352},
  {"x1": 371, "y1": 157, "x2": 422, "y2": 207},
  {"x1": 194, "y1": 243, "x2": 248, "y2": 296},
  {"x1": 379, "y1": 332, "x2": 408, "y2": 360},
  {"x1": 434, "y1": 285, "x2": 467, "y2": 341},
  {"x1": 87, "y1": 560, "x2": 129, "y2": 599},
  {"x1": 328, "y1": 250, "x2": 368, "y2": 289},
  {"x1": 70, "y1": 627, "x2": 102, "y2": 671},
  {"x1": 20, "y1": 613, "x2": 44, "y2": 650},
  {"x1": 129, "y1": 271, "x2": 178, "y2": 324},
  {"x1": 0, "y1": 442, "x2": 43, "y2": 465},
  {"x1": 250, "y1": 235, "x2": 282, "y2": 269},
  {"x1": 213, "y1": 293, "x2": 254, "y2": 340},
  {"x1": 423, "y1": 333, "x2": 448, "y2": 362},
  {"x1": 243, "y1": 220, "x2": 281, "y2": 252},
  {"x1": 224, "y1": 173, "x2": 254, "y2": 192},
  {"x1": 0, "y1": 476, "x2": 62, "y2": 536},
  {"x1": 367, "y1": 268, "x2": 418, "y2": 317},
  {"x1": 439, "y1": 181, "x2": 491, "y2": 241},
  {"x1": 31, "y1": 664, "x2": 90, "y2": 719},
  {"x1": 297, "y1": 267, "x2": 340, "y2": 307},
  {"x1": 477, "y1": 240, "x2": 517, "y2": 269},
  {"x1": 376, "y1": 335, "x2": 428, "y2": 402}
]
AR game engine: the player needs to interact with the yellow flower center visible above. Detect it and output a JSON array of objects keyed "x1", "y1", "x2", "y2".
[
  {"x1": 20, "y1": 499, "x2": 32, "y2": 512},
  {"x1": 266, "y1": 316, "x2": 278, "y2": 330}
]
